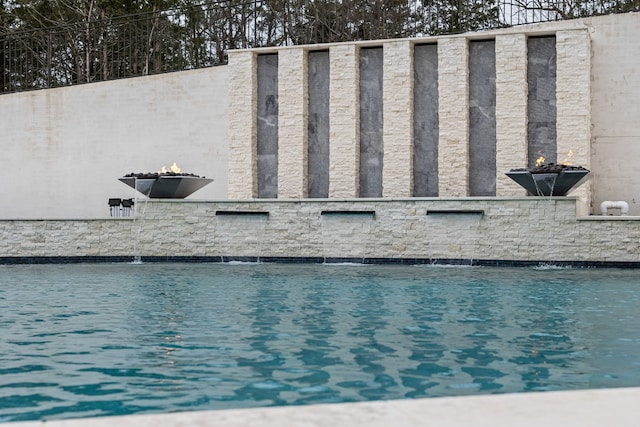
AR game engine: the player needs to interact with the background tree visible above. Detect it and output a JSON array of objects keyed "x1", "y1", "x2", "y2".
[{"x1": 2, "y1": 0, "x2": 639, "y2": 93}]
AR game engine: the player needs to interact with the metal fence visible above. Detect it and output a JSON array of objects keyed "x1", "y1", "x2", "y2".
[{"x1": 1, "y1": 0, "x2": 638, "y2": 94}]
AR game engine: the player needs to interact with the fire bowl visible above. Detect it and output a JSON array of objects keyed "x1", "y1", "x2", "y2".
[
  {"x1": 119, "y1": 173, "x2": 213, "y2": 199},
  {"x1": 506, "y1": 164, "x2": 590, "y2": 196}
]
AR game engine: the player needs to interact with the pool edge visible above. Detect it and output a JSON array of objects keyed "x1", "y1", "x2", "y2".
[
  {"x1": 5, "y1": 387, "x2": 639, "y2": 426},
  {"x1": 2, "y1": 256, "x2": 640, "y2": 268}
]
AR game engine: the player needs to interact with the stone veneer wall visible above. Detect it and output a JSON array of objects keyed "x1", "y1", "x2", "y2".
[
  {"x1": 256, "y1": 54, "x2": 279, "y2": 198},
  {"x1": 278, "y1": 48, "x2": 308, "y2": 198},
  {"x1": 413, "y1": 43, "x2": 439, "y2": 197},
  {"x1": 495, "y1": 34, "x2": 528, "y2": 196},
  {"x1": 329, "y1": 44, "x2": 360, "y2": 197},
  {"x1": 384, "y1": 40, "x2": 414, "y2": 198},
  {"x1": 468, "y1": 40, "x2": 497, "y2": 196},
  {"x1": 227, "y1": 29, "x2": 592, "y2": 208},
  {"x1": 227, "y1": 51, "x2": 257, "y2": 199},
  {"x1": 2, "y1": 199, "x2": 639, "y2": 264},
  {"x1": 359, "y1": 47, "x2": 384, "y2": 197},
  {"x1": 307, "y1": 50, "x2": 330, "y2": 198},
  {"x1": 527, "y1": 36, "x2": 557, "y2": 167},
  {"x1": 436, "y1": 37, "x2": 470, "y2": 197}
]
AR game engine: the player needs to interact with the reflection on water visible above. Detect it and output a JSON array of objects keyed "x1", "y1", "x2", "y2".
[{"x1": 1, "y1": 263, "x2": 640, "y2": 422}]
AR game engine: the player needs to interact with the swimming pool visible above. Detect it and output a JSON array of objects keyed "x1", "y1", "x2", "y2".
[{"x1": 1, "y1": 262, "x2": 640, "y2": 422}]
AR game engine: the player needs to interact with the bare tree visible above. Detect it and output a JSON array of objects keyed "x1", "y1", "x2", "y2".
[{"x1": 2, "y1": 0, "x2": 639, "y2": 93}]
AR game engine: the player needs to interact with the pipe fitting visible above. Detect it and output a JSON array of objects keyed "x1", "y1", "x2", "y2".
[{"x1": 600, "y1": 201, "x2": 629, "y2": 216}]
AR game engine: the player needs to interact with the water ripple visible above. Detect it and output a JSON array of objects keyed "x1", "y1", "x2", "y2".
[{"x1": 0, "y1": 263, "x2": 639, "y2": 421}]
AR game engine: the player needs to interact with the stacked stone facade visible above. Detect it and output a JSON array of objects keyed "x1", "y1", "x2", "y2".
[
  {"x1": 227, "y1": 50, "x2": 258, "y2": 199},
  {"x1": 495, "y1": 34, "x2": 528, "y2": 196},
  {"x1": 329, "y1": 44, "x2": 360, "y2": 198},
  {"x1": 1, "y1": 199, "x2": 639, "y2": 263},
  {"x1": 227, "y1": 29, "x2": 591, "y2": 207},
  {"x1": 383, "y1": 41, "x2": 414, "y2": 197},
  {"x1": 277, "y1": 48, "x2": 308, "y2": 198},
  {"x1": 437, "y1": 37, "x2": 470, "y2": 197}
]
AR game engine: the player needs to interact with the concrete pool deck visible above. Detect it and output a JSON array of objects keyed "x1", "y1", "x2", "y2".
[{"x1": 5, "y1": 387, "x2": 639, "y2": 427}]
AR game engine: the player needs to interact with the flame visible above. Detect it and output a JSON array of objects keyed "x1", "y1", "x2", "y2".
[
  {"x1": 158, "y1": 162, "x2": 181, "y2": 174},
  {"x1": 535, "y1": 156, "x2": 545, "y2": 167},
  {"x1": 560, "y1": 149, "x2": 574, "y2": 166}
]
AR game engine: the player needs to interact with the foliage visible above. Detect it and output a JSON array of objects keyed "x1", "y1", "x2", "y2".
[{"x1": 1, "y1": 0, "x2": 638, "y2": 92}]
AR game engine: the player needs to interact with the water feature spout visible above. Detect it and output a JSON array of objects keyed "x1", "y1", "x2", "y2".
[
  {"x1": 119, "y1": 173, "x2": 213, "y2": 199},
  {"x1": 531, "y1": 173, "x2": 558, "y2": 197}
]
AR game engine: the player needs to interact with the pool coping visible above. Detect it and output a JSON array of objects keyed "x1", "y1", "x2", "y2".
[{"x1": 4, "y1": 387, "x2": 639, "y2": 426}]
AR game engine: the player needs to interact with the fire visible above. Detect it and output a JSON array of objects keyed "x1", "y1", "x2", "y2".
[
  {"x1": 158, "y1": 162, "x2": 181, "y2": 174},
  {"x1": 535, "y1": 156, "x2": 545, "y2": 167},
  {"x1": 560, "y1": 149, "x2": 574, "y2": 166}
]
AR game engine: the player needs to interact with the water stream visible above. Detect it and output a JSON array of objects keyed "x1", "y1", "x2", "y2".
[
  {"x1": 531, "y1": 173, "x2": 557, "y2": 197},
  {"x1": 131, "y1": 179, "x2": 152, "y2": 264},
  {"x1": 531, "y1": 173, "x2": 559, "y2": 264}
]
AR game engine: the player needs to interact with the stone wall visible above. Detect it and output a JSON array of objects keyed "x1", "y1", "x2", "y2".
[
  {"x1": 227, "y1": 51, "x2": 257, "y2": 199},
  {"x1": 227, "y1": 27, "x2": 592, "y2": 209},
  {"x1": 2, "y1": 13, "x2": 640, "y2": 220},
  {"x1": 468, "y1": 40, "x2": 497, "y2": 196},
  {"x1": 308, "y1": 50, "x2": 331, "y2": 198},
  {"x1": 2, "y1": 199, "x2": 639, "y2": 264},
  {"x1": 412, "y1": 43, "x2": 439, "y2": 197},
  {"x1": 495, "y1": 34, "x2": 527, "y2": 197}
]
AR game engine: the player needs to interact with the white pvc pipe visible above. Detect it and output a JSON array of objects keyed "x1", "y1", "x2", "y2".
[{"x1": 600, "y1": 201, "x2": 629, "y2": 216}]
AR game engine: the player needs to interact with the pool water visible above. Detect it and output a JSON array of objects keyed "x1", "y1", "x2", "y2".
[{"x1": 1, "y1": 263, "x2": 640, "y2": 422}]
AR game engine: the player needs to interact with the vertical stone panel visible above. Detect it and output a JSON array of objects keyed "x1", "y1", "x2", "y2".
[
  {"x1": 329, "y1": 44, "x2": 359, "y2": 198},
  {"x1": 557, "y1": 30, "x2": 591, "y2": 211},
  {"x1": 228, "y1": 50, "x2": 257, "y2": 199},
  {"x1": 257, "y1": 54, "x2": 279, "y2": 198},
  {"x1": 383, "y1": 40, "x2": 413, "y2": 198},
  {"x1": 413, "y1": 44, "x2": 439, "y2": 197},
  {"x1": 495, "y1": 34, "x2": 528, "y2": 196},
  {"x1": 438, "y1": 37, "x2": 469, "y2": 197},
  {"x1": 360, "y1": 47, "x2": 384, "y2": 198},
  {"x1": 468, "y1": 40, "x2": 496, "y2": 196},
  {"x1": 278, "y1": 48, "x2": 308, "y2": 198},
  {"x1": 527, "y1": 36, "x2": 557, "y2": 167},
  {"x1": 308, "y1": 50, "x2": 330, "y2": 198}
]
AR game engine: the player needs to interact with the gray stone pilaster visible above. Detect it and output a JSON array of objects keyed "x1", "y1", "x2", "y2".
[
  {"x1": 308, "y1": 50, "x2": 330, "y2": 198},
  {"x1": 256, "y1": 54, "x2": 279, "y2": 199},
  {"x1": 468, "y1": 40, "x2": 496, "y2": 197},
  {"x1": 413, "y1": 43, "x2": 439, "y2": 197}
]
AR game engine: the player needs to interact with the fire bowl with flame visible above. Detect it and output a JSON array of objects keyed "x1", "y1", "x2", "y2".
[
  {"x1": 506, "y1": 163, "x2": 590, "y2": 196},
  {"x1": 119, "y1": 163, "x2": 213, "y2": 199}
]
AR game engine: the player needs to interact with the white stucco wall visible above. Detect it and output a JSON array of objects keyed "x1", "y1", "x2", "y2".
[
  {"x1": 0, "y1": 66, "x2": 229, "y2": 219},
  {"x1": 589, "y1": 13, "x2": 640, "y2": 215}
]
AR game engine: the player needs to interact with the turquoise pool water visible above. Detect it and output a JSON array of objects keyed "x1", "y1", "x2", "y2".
[{"x1": 1, "y1": 263, "x2": 640, "y2": 422}]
